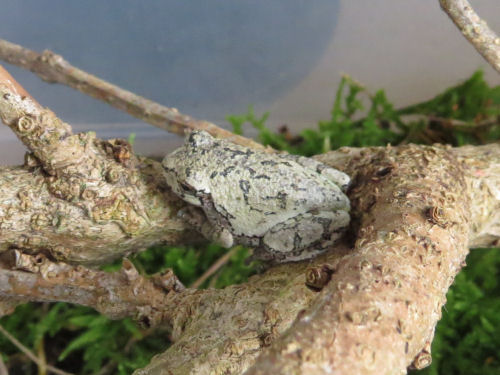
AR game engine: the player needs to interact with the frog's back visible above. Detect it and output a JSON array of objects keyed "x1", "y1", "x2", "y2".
[{"x1": 203, "y1": 147, "x2": 347, "y2": 236}]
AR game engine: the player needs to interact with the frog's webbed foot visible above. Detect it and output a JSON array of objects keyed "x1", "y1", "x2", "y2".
[{"x1": 178, "y1": 206, "x2": 234, "y2": 248}]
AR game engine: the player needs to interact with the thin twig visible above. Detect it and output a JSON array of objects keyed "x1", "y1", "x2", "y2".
[
  {"x1": 0, "y1": 324, "x2": 72, "y2": 375},
  {"x1": 440, "y1": 0, "x2": 500, "y2": 73},
  {"x1": 427, "y1": 114, "x2": 499, "y2": 132},
  {"x1": 0, "y1": 40, "x2": 266, "y2": 151},
  {"x1": 0, "y1": 354, "x2": 8, "y2": 375},
  {"x1": 190, "y1": 247, "x2": 238, "y2": 289},
  {"x1": 36, "y1": 335, "x2": 47, "y2": 375},
  {"x1": 208, "y1": 269, "x2": 223, "y2": 288}
]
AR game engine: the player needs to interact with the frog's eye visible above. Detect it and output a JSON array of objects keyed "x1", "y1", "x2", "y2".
[
  {"x1": 179, "y1": 181, "x2": 196, "y2": 194},
  {"x1": 177, "y1": 181, "x2": 203, "y2": 207}
]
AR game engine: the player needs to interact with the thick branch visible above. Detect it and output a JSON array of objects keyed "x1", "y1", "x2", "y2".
[
  {"x1": 245, "y1": 145, "x2": 469, "y2": 374},
  {"x1": 0, "y1": 138, "x2": 497, "y2": 375},
  {"x1": 0, "y1": 78, "x2": 498, "y2": 373},
  {"x1": 440, "y1": 0, "x2": 500, "y2": 73},
  {"x1": 134, "y1": 248, "x2": 351, "y2": 375},
  {"x1": 452, "y1": 145, "x2": 500, "y2": 247},
  {"x1": 135, "y1": 144, "x2": 500, "y2": 375},
  {"x1": 0, "y1": 40, "x2": 265, "y2": 150},
  {"x1": 0, "y1": 79, "x2": 198, "y2": 265},
  {"x1": 1, "y1": 71, "x2": 499, "y2": 373}
]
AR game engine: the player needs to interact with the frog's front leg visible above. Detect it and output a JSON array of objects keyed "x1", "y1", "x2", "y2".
[
  {"x1": 261, "y1": 210, "x2": 350, "y2": 263},
  {"x1": 178, "y1": 206, "x2": 234, "y2": 248}
]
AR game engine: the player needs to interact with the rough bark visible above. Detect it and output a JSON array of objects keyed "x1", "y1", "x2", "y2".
[
  {"x1": 0, "y1": 80, "x2": 196, "y2": 266},
  {"x1": 245, "y1": 145, "x2": 469, "y2": 374},
  {"x1": 0, "y1": 70, "x2": 499, "y2": 373},
  {"x1": 0, "y1": 253, "x2": 184, "y2": 324}
]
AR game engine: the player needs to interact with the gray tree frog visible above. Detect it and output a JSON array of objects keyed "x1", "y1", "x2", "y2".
[{"x1": 162, "y1": 130, "x2": 351, "y2": 263}]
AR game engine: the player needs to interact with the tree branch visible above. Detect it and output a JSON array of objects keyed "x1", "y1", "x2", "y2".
[
  {"x1": 0, "y1": 135, "x2": 497, "y2": 375},
  {"x1": 0, "y1": 38, "x2": 499, "y2": 372},
  {"x1": 1, "y1": 69, "x2": 499, "y2": 373},
  {"x1": 440, "y1": 0, "x2": 500, "y2": 73},
  {"x1": 0, "y1": 39, "x2": 265, "y2": 150},
  {"x1": 245, "y1": 145, "x2": 470, "y2": 374},
  {"x1": 0, "y1": 252, "x2": 184, "y2": 326},
  {"x1": 0, "y1": 74, "x2": 199, "y2": 265},
  {"x1": 134, "y1": 144, "x2": 500, "y2": 375}
]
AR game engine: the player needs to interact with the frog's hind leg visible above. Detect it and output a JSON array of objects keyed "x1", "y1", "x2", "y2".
[{"x1": 262, "y1": 210, "x2": 350, "y2": 263}]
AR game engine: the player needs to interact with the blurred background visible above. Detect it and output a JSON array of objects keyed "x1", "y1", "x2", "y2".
[{"x1": 0, "y1": 0, "x2": 499, "y2": 163}]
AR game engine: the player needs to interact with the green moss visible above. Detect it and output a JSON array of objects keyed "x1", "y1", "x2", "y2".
[
  {"x1": 227, "y1": 71, "x2": 500, "y2": 152},
  {"x1": 130, "y1": 243, "x2": 255, "y2": 288}
]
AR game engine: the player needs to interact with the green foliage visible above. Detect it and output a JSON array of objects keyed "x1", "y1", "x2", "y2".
[
  {"x1": 228, "y1": 70, "x2": 500, "y2": 152},
  {"x1": 0, "y1": 303, "x2": 167, "y2": 375},
  {"x1": 127, "y1": 132, "x2": 136, "y2": 146},
  {"x1": 1, "y1": 70, "x2": 499, "y2": 374},
  {"x1": 131, "y1": 243, "x2": 255, "y2": 288}
]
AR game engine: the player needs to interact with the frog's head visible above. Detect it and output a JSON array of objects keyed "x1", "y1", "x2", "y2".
[
  {"x1": 162, "y1": 133, "x2": 212, "y2": 207},
  {"x1": 162, "y1": 150, "x2": 204, "y2": 206}
]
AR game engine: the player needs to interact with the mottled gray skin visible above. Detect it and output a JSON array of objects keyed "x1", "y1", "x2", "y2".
[{"x1": 162, "y1": 131, "x2": 351, "y2": 263}]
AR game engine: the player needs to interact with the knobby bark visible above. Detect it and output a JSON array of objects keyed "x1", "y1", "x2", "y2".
[
  {"x1": 0, "y1": 74, "x2": 194, "y2": 267},
  {"x1": 0, "y1": 253, "x2": 184, "y2": 324}
]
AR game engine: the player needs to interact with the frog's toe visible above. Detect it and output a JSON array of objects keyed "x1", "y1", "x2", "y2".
[{"x1": 213, "y1": 228, "x2": 234, "y2": 248}]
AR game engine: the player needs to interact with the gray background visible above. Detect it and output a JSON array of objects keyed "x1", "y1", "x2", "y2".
[{"x1": 0, "y1": 0, "x2": 499, "y2": 163}]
